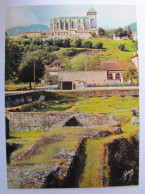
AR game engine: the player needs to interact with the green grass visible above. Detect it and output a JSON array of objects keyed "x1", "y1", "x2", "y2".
[{"x1": 67, "y1": 38, "x2": 137, "y2": 71}]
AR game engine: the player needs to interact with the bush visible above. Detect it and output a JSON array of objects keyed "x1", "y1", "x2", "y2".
[
  {"x1": 53, "y1": 39, "x2": 63, "y2": 47},
  {"x1": 83, "y1": 41, "x2": 92, "y2": 48},
  {"x1": 62, "y1": 39, "x2": 70, "y2": 48},
  {"x1": 118, "y1": 44, "x2": 125, "y2": 51},
  {"x1": 94, "y1": 42, "x2": 103, "y2": 49},
  {"x1": 74, "y1": 39, "x2": 82, "y2": 48}
]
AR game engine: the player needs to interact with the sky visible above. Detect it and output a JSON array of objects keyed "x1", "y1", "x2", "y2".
[{"x1": 6, "y1": 4, "x2": 136, "y2": 30}]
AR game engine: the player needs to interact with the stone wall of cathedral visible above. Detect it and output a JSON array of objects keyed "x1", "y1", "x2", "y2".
[{"x1": 50, "y1": 17, "x2": 91, "y2": 31}]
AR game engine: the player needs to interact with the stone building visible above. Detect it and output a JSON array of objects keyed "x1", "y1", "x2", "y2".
[{"x1": 48, "y1": 7, "x2": 98, "y2": 39}]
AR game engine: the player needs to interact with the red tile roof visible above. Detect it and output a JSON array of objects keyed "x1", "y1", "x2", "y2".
[
  {"x1": 101, "y1": 62, "x2": 136, "y2": 71},
  {"x1": 131, "y1": 55, "x2": 138, "y2": 59},
  {"x1": 76, "y1": 30, "x2": 89, "y2": 33}
]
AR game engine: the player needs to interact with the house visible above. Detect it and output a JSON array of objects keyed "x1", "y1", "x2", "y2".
[
  {"x1": 45, "y1": 66, "x2": 63, "y2": 76},
  {"x1": 101, "y1": 62, "x2": 136, "y2": 83},
  {"x1": 19, "y1": 31, "x2": 41, "y2": 37},
  {"x1": 131, "y1": 53, "x2": 139, "y2": 72},
  {"x1": 9, "y1": 34, "x2": 19, "y2": 39},
  {"x1": 9, "y1": 31, "x2": 41, "y2": 39},
  {"x1": 58, "y1": 62, "x2": 137, "y2": 90},
  {"x1": 113, "y1": 34, "x2": 129, "y2": 40}
]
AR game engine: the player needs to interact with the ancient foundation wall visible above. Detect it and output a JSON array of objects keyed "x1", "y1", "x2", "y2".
[{"x1": 5, "y1": 112, "x2": 110, "y2": 132}]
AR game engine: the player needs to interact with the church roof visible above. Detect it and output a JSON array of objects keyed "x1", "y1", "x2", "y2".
[{"x1": 87, "y1": 7, "x2": 96, "y2": 13}]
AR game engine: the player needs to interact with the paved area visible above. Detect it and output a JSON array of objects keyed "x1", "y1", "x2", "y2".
[{"x1": 5, "y1": 85, "x2": 139, "y2": 96}]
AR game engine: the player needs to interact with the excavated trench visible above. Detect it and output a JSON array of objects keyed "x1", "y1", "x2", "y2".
[
  {"x1": 42, "y1": 134, "x2": 139, "y2": 188},
  {"x1": 108, "y1": 135, "x2": 139, "y2": 186}
]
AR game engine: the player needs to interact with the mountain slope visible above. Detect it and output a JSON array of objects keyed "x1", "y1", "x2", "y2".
[
  {"x1": 123, "y1": 22, "x2": 137, "y2": 32},
  {"x1": 6, "y1": 24, "x2": 49, "y2": 36}
]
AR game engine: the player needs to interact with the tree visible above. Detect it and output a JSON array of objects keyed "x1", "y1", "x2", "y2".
[
  {"x1": 94, "y1": 42, "x2": 103, "y2": 49},
  {"x1": 53, "y1": 39, "x2": 63, "y2": 47},
  {"x1": 127, "y1": 25, "x2": 132, "y2": 36},
  {"x1": 98, "y1": 27, "x2": 106, "y2": 36},
  {"x1": 62, "y1": 39, "x2": 70, "y2": 48},
  {"x1": 115, "y1": 27, "x2": 127, "y2": 38},
  {"x1": 118, "y1": 44, "x2": 125, "y2": 51},
  {"x1": 83, "y1": 41, "x2": 92, "y2": 48},
  {"x1": 18, "y1": 51, "x2": 44, "y2": 89},
  {"x1": 74, "y1": 38, "x2": 82, "y2": 48},
  {"x1": 90, "y1": 32, "x2": 97, "y2": 38},
  {"x1": 5, "y1": 36, "x2": 23, "y2": 81},
  {"x1": 123, "y1": 68, "x2": 138, "y2": 83},
  {"x1": 43, "y1": 73, "x2": 58, "y2": 84}
]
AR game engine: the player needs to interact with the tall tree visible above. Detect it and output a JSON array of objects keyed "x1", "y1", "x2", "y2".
[
  {"x1": 5, "y1": 36, "x2": 23, "y2": 81},
  {"x1": 98, "y1": 27, "x2": 106, "y2": 36},
  {"x1": 127, "y1": 25, "x2": 132, "y2": 36},
  {"x1": 18, "y1": 51, "x2": 44, "y2": 89}
]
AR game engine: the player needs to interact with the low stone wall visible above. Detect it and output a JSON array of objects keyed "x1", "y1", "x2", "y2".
[
  {"x1": 5, "y1": 89, "x2": 139, "y2": 108},
  {"x1": 6, "y1": 112, "x2": 111, "y2": 132},
  {"x1": 58, "y1": 89, "x2": 139, "y2": 97}
]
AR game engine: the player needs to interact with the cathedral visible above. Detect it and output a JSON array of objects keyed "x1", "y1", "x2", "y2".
[{"x1": 48, "y1": 7, "x2": 98, "y2": 39}]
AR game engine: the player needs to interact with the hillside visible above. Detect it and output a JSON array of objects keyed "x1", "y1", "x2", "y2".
[
  {"x1": 123, "y1": 22, "x2": 137, "y2": 32},
  {"x1": 6, "y1": 24, "x2": 49, "y2": 36}
]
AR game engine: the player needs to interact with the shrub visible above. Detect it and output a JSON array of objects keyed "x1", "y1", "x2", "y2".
[
  {"x1": 118, "y1": 44, "x2": 125, "y2": 51},
  {"x1": 53, "y1": 39, "x2": 63, "y2": 47},
  {"x1": 74, "y1": 39, "x2": 82, "y2": 48},
  {"x1": 94, "y1": 42, "x2": 103, "y2": 49},
  {"x1": 84, "y1": 41, "x2": 92, "y2": 48},
  {"x1": 62, "y1": 39, "x2": 71, "y2": 48}
]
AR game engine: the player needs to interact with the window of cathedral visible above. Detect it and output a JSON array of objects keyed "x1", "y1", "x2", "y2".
[
  {"x1": 66, "y1": 23, "x2": 68, "y2": 30},
  {"x1": 61, "y1": 23, "x2": 63, "y2": 30},
  {"x1": 72, "y1": 21, "x2": 74, "y2": 28}
]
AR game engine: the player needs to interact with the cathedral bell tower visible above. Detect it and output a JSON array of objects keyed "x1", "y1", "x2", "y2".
[{"x1": 87, "y1": 7, "x2": 97, "y2": 29}]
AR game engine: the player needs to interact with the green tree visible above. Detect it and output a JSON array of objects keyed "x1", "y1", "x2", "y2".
[
  {"x1": 115, "y1": 27, "x2": 127, "y2": 38},
  {"x1": 84, "y1": 41, "x2": 92, "y2": 48},
  {"x1": 118, "y1": 44, "x2": 125, "y2": 51},
  {"x1": 53, "y1": 39, "x2": 63, "y2": 47},
  {"x1": 74, "y1": 38, "x2": 82, "y2": 48},
  {"x1": 127, "y1": 25, "x2": 132, "y2": 36},
  {"x1": 5, "y1": 36, "x2": 23, "y2": 81},
  {"x1": 94, "y1": 42, "x2": 103, "y2": 49},
  {"x1": 43, "y1": 73, "x2": 58, "y2": 84},
  {"x1": 18, "y1": 51, "x2": 44, "y2": 89},
  {"x1": 62, "y1": 39, "x2": 70, "y2": 48},
  {"x1": 98, "y1": 27, "x2": 106, "y2": 36},
  {"x1": 90, "y1": 32, "x2": 97, "y2": 38},
  {"x1": 123, "y1": 68, "x2": 138, "y2": 83}
]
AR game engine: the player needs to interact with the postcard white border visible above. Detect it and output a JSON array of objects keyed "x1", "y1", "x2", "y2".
[{"x1": 0, "y1": 0, "x2": 145, "y2": 194}]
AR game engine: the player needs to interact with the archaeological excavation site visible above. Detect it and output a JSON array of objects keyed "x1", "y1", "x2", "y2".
[{"x1": 5, "y1": 89, "x2": 139, "y2": 189}]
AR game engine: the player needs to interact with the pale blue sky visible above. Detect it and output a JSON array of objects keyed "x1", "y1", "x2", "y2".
[{"x1": 6, "y1": 4, "x2": 136, "y2": 29}]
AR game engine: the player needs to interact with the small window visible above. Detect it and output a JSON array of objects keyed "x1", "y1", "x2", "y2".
[
  {"x1": 116, "y1": 73, "x2": 120, "y2": 80},
  {"x1": 108, "y1": 74, "x2": 113, "y2": 80}
]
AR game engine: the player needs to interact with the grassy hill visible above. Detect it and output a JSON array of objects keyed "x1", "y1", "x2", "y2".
[
  {"x1": 54, "y1": 38, "x2": 137, "y2": 71},
  {"x1": 124, "y1": 22, "x2": 137, "y2": 32}
]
